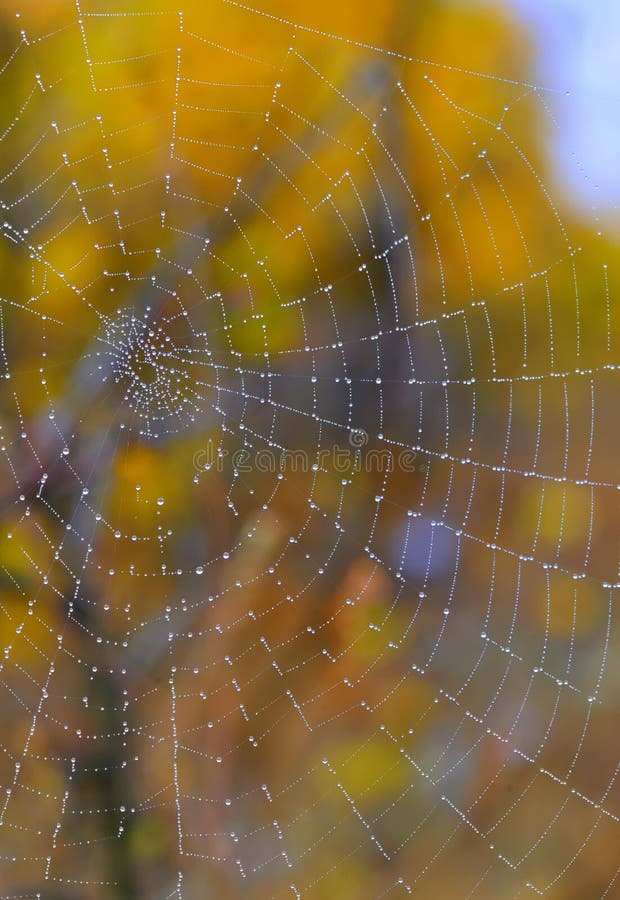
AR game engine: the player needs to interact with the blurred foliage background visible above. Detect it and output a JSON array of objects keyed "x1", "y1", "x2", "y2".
[{"x1": 0, "y1": 0, "x2": 618, "y2": 897}]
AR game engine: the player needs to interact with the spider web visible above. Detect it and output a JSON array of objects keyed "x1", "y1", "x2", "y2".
[{"x1": 0, "y1": 0, "x2": 618, "y2": 897}]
